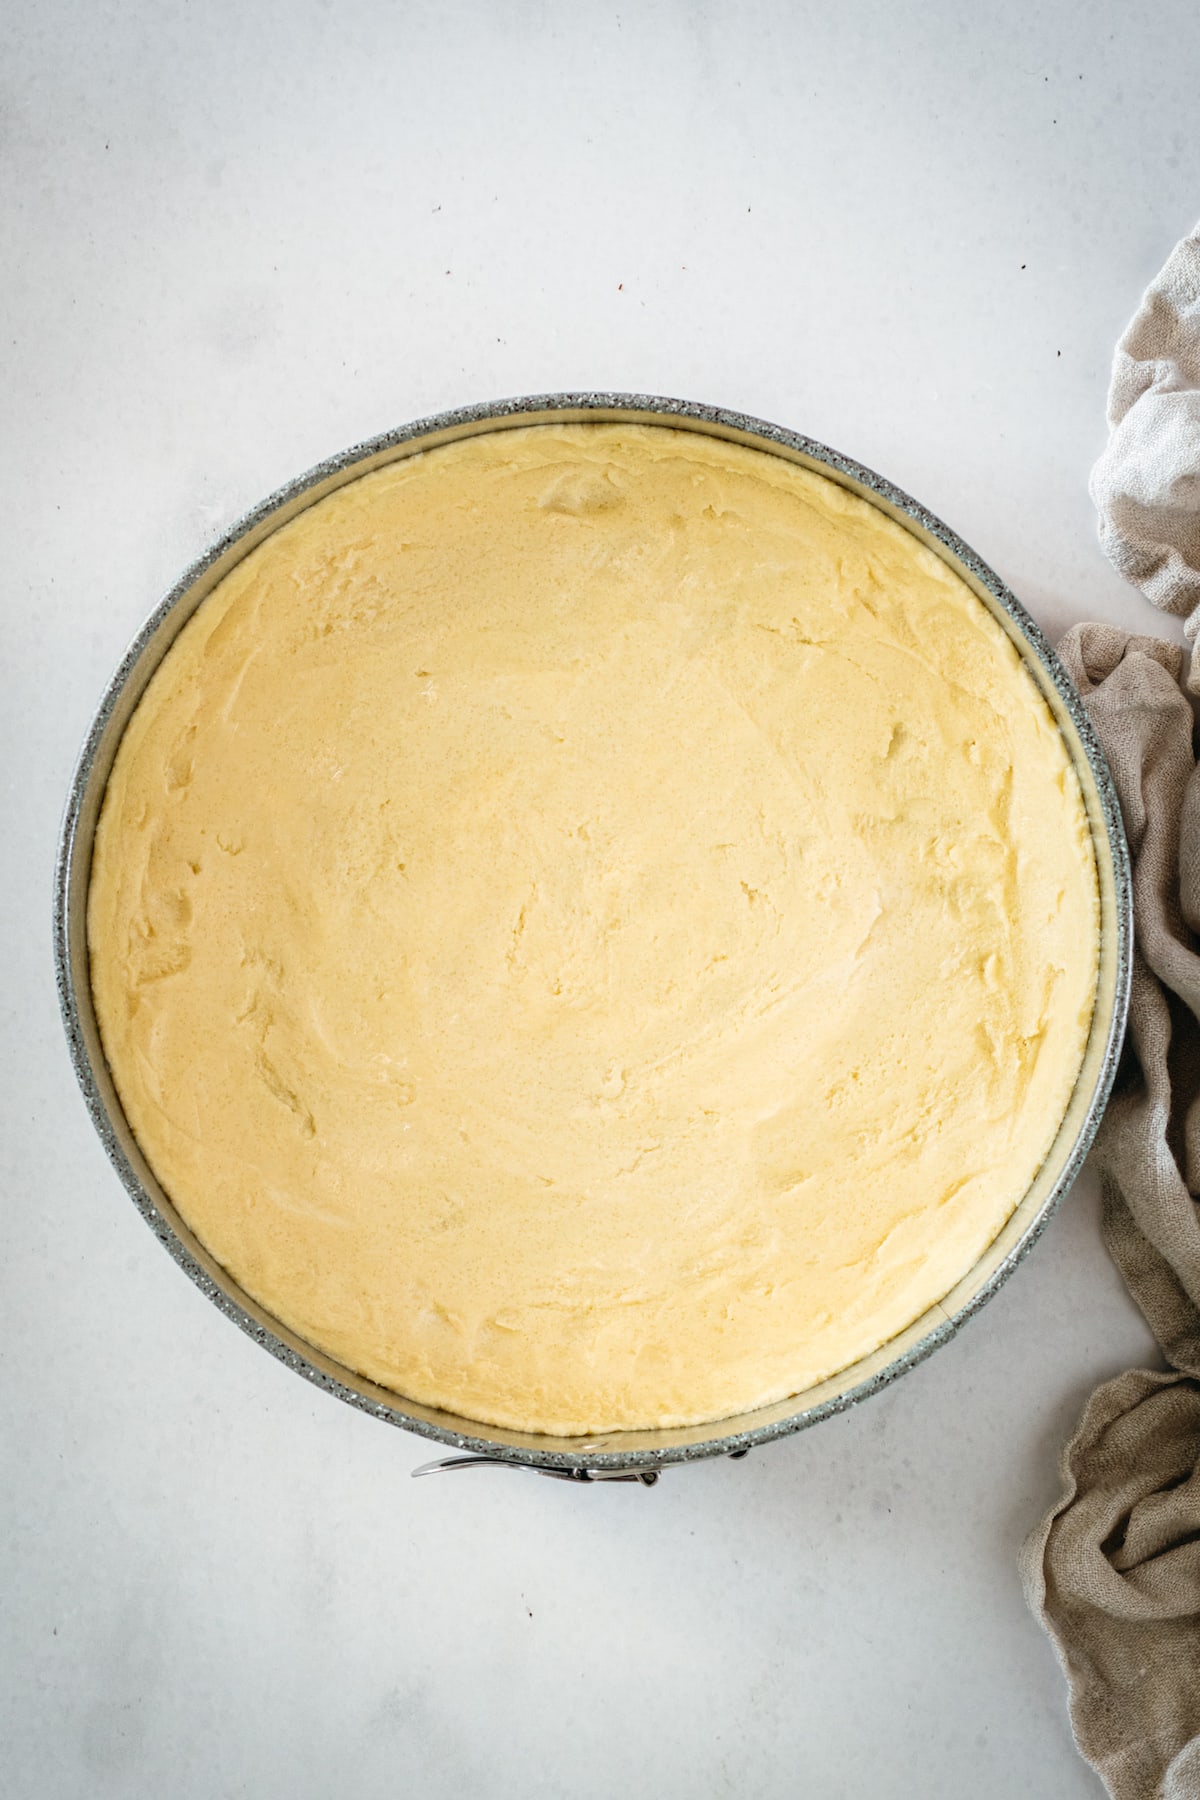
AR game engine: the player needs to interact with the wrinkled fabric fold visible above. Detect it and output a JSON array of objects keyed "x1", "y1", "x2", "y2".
[
  {"x1": 1090, "y1": 226, "x2": 1200, "y2": 678},
  {"x1": 1021, "y1": 625, "x2": 1200, "y2": 1800}
]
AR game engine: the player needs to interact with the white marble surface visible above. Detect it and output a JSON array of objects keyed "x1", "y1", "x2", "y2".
[{"x1": 3, "y1": 5, "x2": 1196, "y2": 1795}]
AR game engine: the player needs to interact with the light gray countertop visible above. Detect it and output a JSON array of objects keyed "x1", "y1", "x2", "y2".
[{"x1": 4, "y1": 5, "x2": 1195, "y2": 1795}]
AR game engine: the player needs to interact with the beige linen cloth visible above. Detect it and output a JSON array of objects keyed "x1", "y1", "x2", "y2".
[
  {"x1": 1020, "y1": 625, "x2": 1200, "y2": 1799},
  {"x1": 1023, "y1": 228, "x2": 1200, "y2": 1797},
  {"x1": 1090, "y1": 222, "x2": 1200, "y2": 680}
]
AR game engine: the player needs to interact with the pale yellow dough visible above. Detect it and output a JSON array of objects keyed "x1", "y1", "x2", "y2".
[{"x1": 89, "y1": 424, "x2": 1099, "y2": 1434}]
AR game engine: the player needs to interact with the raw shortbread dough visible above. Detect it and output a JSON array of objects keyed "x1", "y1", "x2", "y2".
[{"x1": 88, "y1": 424, "x2": 1099, "y2": 1434}]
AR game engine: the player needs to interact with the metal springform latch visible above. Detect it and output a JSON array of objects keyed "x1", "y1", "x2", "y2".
[
  {"x1": 411, "y1": 1448, "x2": 750, "y2": 1483},
  {"x1": 411, "y1": 1455, "x2": 659, "y2": 1484}
]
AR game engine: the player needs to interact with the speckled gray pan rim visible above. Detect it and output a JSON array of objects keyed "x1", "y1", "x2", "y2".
[{"x1": 54, "y1": 393, "x2": 1133, "y2": 1475}]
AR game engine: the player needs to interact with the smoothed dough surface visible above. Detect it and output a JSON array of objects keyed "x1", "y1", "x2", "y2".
[{"x1": 89, "y1": 424, "x2": 1099, "y2": 1434}]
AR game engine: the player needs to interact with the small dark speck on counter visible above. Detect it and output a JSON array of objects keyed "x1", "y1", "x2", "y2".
[{"x1": 1021, "y1": 264, "x2": 1026, "y2": 270}]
